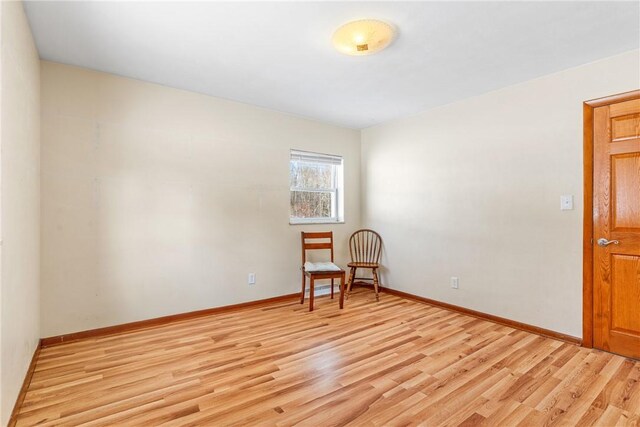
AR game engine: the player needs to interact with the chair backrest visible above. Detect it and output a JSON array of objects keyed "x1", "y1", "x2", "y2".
[
  {"x1": 349, "y1": 229, "x2": 382, "y2": 264},
  {"x1": 301, "y1": 231, "x2": 334, "y2": 265}
]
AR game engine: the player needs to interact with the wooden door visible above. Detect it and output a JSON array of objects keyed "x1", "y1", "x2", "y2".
[{"x1": 593, "y1": 96, "x2": 640, "y2": 359}]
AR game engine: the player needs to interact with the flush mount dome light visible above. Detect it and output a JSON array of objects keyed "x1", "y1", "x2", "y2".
[{"x1": 332, "y1": 19, "x2": 395, "y2": 56}]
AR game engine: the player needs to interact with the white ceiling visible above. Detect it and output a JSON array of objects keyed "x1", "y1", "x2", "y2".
[{"x1": 24, "y1": 1, "x2": 640, "y2": 129}]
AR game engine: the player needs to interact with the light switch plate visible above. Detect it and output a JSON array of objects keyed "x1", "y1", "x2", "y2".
[{"x1": 560, "y1": 195, "x2": 574, "y2": 211}]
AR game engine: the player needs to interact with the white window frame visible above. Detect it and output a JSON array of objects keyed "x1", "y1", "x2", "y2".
[{"x1": 289, "y1": 149, "x2": 344, "y2": 225}]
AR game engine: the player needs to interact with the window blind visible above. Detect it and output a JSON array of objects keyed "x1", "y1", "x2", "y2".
[{"x1": 290, "y1": 149, "x2": 343, "y2": 166}]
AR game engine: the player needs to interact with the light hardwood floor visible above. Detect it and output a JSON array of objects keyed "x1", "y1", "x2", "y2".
[{"x1": 15, "y1": 288, "x2": 640, "y2": 426}]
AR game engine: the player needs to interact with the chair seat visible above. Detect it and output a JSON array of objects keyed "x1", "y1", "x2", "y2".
[
  {"x1": 303, "y1": 261, "x2": 342, "y2": 273},
  {"x1": 347, "y1": 262, "x2": 379, "y2": 268}
]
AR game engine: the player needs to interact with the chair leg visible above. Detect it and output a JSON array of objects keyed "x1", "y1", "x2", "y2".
[
  {"x1": 339, "y1": 272, "x2": 345, "y2": 309},
  {"x1": 330, "y1": 278, "x2": 334, "y2": 299},
  {"x1": 309, "y1": 277, "x2": 315, "y2": 312},
  {"x1": 346, "y1": 267, "x2": 356, "y2": 299},
  {"x1": 300, "y1": 273, "x2": 305, "y2": 304},
  {"x1": 373, "y1": 268, "x2": 380, "y2": 301}
]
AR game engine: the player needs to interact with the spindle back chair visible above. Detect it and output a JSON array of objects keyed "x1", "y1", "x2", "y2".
[{"x1": 346, "y1": 229, "x2": 383, "y2": 300}]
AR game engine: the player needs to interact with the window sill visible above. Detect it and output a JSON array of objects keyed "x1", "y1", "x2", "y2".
[{"x1": 289, "y1": 219, "x2": 345, "y2": 225}]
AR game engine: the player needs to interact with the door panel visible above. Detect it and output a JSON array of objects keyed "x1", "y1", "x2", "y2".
[
  {"x1": 610, "y1": 255, "x2": 640, "y2": 334},
  {"x1": 611, "y1": 114, "x2": 640, "y2": 141},
  {"x1": 593, "y1": 97, "x2": 640, "y2": 359},
  {"x1": 612, "y1": 153, "x2": 640, "y2": 229}
]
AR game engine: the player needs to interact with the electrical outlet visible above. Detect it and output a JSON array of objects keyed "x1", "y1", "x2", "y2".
[
  {"x1": 450, "y1": 277, "x2": 459, "y2": 289},
  {"x1": 248, "y1": 273, "x2": 256, "y2": 285}
]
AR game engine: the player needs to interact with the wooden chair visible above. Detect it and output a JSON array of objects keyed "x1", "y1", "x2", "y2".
[
  {"x1": 346, "y1": 229, "x2": 383, "y2": 301},
  {"x1": 300, "y1": 232, "x2": 346, "y2": 312}
]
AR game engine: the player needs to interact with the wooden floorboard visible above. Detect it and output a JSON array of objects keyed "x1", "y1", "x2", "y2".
[{"x1": 15, "y1": 289, "x2": 640, "y2": 426}]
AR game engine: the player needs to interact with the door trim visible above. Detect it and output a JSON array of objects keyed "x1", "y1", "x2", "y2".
[{"x1": 582, "y1": 89, "x2": 640, "y2": 348}]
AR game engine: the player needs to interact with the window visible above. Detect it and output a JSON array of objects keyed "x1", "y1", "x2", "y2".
[{"x1": 289, "y1": 149, "x2": 344, "y2": 224}]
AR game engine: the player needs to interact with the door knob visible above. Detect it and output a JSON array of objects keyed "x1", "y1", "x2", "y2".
[{"x1": 597, "y1": 238, "x2": 619, "y2": 247}]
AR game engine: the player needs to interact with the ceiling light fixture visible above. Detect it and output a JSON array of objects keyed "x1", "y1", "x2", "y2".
[{"x1": 332, "y1": 19, "x2": 395, "y2": 56}]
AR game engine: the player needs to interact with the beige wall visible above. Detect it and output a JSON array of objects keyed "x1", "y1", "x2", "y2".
[
  {"x1": 361, "y1": 50, "x2": 640, "y2": 339},
  {"x1": 40, "y1": 61, "x2": 361, "y2": 337},
  {"x1": 0, "y1": 2, "x2": 41, "y2": 424}
]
